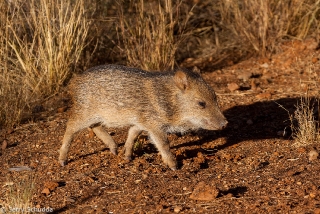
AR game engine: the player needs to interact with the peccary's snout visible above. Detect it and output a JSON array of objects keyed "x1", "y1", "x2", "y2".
[
  {"x1": 212, "y1": 114, "x2": 228, "y2": 130},
  {"x1": 205, "y1": 112, "x2": 228, "y2": 130},
  {"x1": 219, "y1": 118, "x2": 228, "y2": 129}
]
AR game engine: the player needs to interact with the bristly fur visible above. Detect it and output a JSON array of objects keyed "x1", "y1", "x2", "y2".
[{"x1": 59, "y1": 64, "x2": 227, "y2": 170}]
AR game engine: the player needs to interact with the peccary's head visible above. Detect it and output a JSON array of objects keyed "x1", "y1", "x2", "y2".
[{"x1": 173, "y1": 69, "x2": 228, "y2": 130}]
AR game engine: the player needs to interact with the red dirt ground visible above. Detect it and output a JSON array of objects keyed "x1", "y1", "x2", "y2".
[{"x1": 1, "y1": 38, "x2": 320, "y2": 213}]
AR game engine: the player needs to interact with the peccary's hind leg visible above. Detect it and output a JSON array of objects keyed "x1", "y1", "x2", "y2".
[
  {"x1": 148, "y1": 130, "x2": 177, "y2": 170},
  {"x1": 124, "y1": 126, "x2": 142, "y2": 160},
  {"x1": 59, "y1": 119, "x2": 88, "y2": 166},
  {"x1": 92, "y1": 125, "x2": 117, "y2": 155}
]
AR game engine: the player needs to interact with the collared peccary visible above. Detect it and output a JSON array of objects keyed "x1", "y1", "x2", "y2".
[{"x1": 59, "y1": 64, "x2": 227, "y2": 170}]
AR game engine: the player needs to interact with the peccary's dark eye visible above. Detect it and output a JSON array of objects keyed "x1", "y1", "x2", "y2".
[{"x1": 198, "y1": 101, "x2": 206, "y2": 108}]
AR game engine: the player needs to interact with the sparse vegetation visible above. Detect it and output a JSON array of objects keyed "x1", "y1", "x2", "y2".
[
  {"x1": 218, "y1": 0, "x2": 320, "y2": 56},
  {"x1": 290, "y1": 91, "x2": 320, "y2": 147},
  {"x1": 2, "y1": 172, "x2": 35, "y2": 214},
  {"x1": 0, "y1": 0, "x2": 90, "y2": 127},
  {"x1": 0, "y1": 0, "x2": 319, "y2": 129},
  {"x1": 116, "y1": 0, "x2": 190, "y2": 71},
  {"x1": 1, "y1": 2, "x2": 320, "y2": 212}
]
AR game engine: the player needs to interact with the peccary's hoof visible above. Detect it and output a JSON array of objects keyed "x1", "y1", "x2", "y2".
[
  {"x1": 110, "y1": 148, "x2": 118, "y2": 155},
  {"x1": 170, "y1": 167, "x2": 177, "y2": 171},
  {"x1": 59, "y1": 160, "x2": 67, "y2": 167},
  {"x1": 123, "y1": 156, "x2": 132, "y2": 161}
]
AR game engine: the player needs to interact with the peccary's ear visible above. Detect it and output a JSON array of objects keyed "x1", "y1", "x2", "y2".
[
  {"x1": 192, "y1": 66, "x2": 201, "y2": 74},
  {"x1": 174, "y1": 70, "x2": 189, "y2": 91}
]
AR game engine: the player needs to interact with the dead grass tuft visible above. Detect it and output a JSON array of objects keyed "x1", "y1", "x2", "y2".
[
  {"x1": 116, "y1": 0, "x2": 191, "y2": 71},
  {"x1": 218, "y1": 0, "x2": 320, "y2": 56},
  {"x1": 290, "y1": 92, "x2": 320, "y2": 147},
  {"x1": 0, "y1": 0, "x2": 90, "y2": 127},
  {"x1": 2, "y1": 172, "x2": 35, "y2": 213}
]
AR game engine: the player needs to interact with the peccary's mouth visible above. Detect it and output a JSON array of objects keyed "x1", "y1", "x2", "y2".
[{"x1": 203, "y1": 119, "x2": 228, "y2": 130}]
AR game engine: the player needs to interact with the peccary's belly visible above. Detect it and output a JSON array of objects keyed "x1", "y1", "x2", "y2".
[{"x1": 96, "y1": 107, "x2": 141, "y2": 128}]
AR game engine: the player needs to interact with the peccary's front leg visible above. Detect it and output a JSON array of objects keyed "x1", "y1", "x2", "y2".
[
  {"x1": 148, "y1": 130, "x2": 177, "y2": 170},
  {"x1": 124, "y1": 126, "x2": 142, "y2": 160},
  {"x1": 92, "y1": 125, "x2": 117, "y2": 155},
  {"x1": 59, "y1": 128, "x2": 75, "y2": 166},
  {"x1": 59, "y1": 117, "x2": 96, "y2": 166},
  {"x1": 59, "y1": 119, "x2": 86, "y2": 166}
]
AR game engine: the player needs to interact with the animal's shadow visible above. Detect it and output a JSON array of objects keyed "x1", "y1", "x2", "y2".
[{"x1": 172, "y1": 97, "x2": 316, "y2": 155}]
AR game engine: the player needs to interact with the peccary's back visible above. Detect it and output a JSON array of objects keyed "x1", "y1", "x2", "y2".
[{"x1": 69, "y1": 64, "x2": 178, "y2": 122}]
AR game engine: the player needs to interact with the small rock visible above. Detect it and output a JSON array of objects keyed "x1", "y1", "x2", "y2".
[
  {"x1": 308, "y1": 149, "x2": 319, "y2": 161},
  {"x1": 134, "y1": 179, "x2": 141, "y2": 184},
  {"x1": 41, "y1": 188, "x2": 51, "y2": 196},
  {"x1": 29, "y1": 162, "x2": 38, "y2": 168},
  {"x1": 260, "y1": 63, "x2": 269, "y2": 68},
  {"x1": 256, "y1": 92, "x2": 272, "y2": 99},
  {"x1": 142, "y1": 174, "x2": 148, "y2": 180},
  {"x1": 286, "y1": 170, "x2": 296, "y2": 176},
  {"x1": 189, "y1": 181, "x2": 219, "y2": 201},
  {"x1": 246, "y1": 119, "x2": 253, "y2": 125},
  {"x1": 305, "y1": 38, "x2": 318, "y2": 50},
  {"x1": 227, "y1": 82, "x2": 240, "y2": 92},
  {"x1": 226, "y1": 193, "x2": 233, "y2": 198},
  {"x1": 44, "y1": 181, "x2": 59, "y2": 191},
  {"x1": 297, "y1": 147, "x2": 306, "y2": 153},
  {"x1": 314, "y1": 208, "x2": 320, "y2": 214},
  {"x1": 310, "y1": 192, "x2": 317, "y2": 198},
  {"x1": 237, "y1": 71, "x2": 252, "y2": 81},
  {"x1": 174, "y1": 205, "x2": 183, "y2": 213},
  {"x1": 57, "y1": 106, "x2": 68, "y2": 113},
  {"x1": 2, "y1": 140, "x2": 7, "y2": 151},
  {"x1": 312, "y1": 57, "x2": 319, "y2": 64},
  {"x1": 65, "y1": 197, "x2": 76, "y2": 203}
]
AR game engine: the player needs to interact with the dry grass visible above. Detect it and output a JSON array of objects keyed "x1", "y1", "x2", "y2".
[
  {"x1": 289, "y1": 92, "x2": 320, "y2": 147},
  {"x1": 218, "y1": 0, "x2": 320, "y2": 56},
  {"x1": 116, "y1": 0, "x2": 190, "y2": 71},
  {"x1": 1, "y1": 172, "x2": 35, "y2": 213},
  {"x1": 0, "y1": 0, "x2": 319, "y2": 128},
  {"x1": 0, "y1": 0, "x2": 90, "y2": 127}
]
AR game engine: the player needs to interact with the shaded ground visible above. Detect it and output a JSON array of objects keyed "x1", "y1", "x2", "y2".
[{"x1": 1, "y1": 39, "x2": 320, "y2": 213}]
